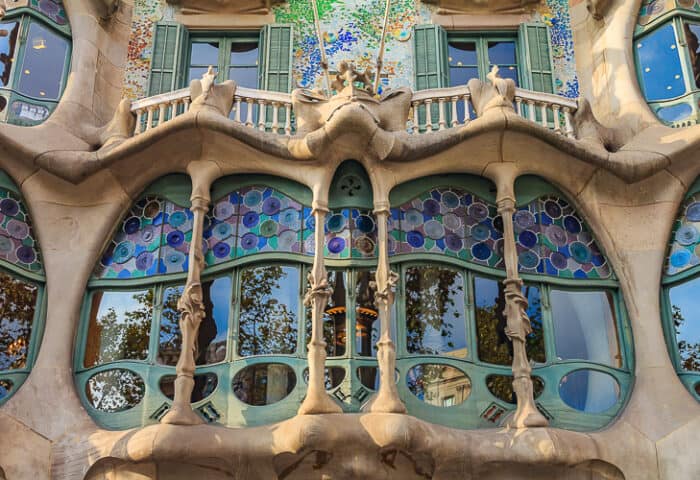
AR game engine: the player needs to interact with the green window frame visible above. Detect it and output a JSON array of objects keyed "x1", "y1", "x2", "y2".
[
  {"x1": 0, "y1": 7, "x2": 72, "y2": 126},
  {"x1": 387, "y1": 175, "x2": 633, "y2": 432},
  {"x1": 0, "y1": 170, "x2": 47, "y2": 407},
  {"x1": 186, "y1": 33, "x2": 261, "y2": 87},
  {"x1": 634, "y1": 8, "x2": 700, "y2": 126},
  {"x1": 446, "y1": 33, "x2": 521, "y2": 86},
  {"x1": 660, "y1": 176, "x2": 700, "y2": 401}
]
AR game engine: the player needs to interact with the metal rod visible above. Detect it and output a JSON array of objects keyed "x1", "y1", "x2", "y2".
[
  {"x1": 311, "y1": 0, "x2": 332, "y2": 95},
  {"x1": 374, "y1": 0, "x2": 392, "y2": 94}
]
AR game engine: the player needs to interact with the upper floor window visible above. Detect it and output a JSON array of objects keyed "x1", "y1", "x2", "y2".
[
  {"x1": 148, "y1": 23, "x2": 292, "y2": 97},
  {"x1": 0, "y1": 171, "x2": 45, "y2": 407},
  {"x1": 0, "y1": 1, "x2": 71, "y2": 126},
  {"x1": 635, "y1": 3, "x2": 700, "y2": 126},
  {"x1": 413, "y1": 23, "x2": 552, "y2": 93}
]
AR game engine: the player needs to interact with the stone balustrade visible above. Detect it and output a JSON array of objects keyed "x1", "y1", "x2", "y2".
[{"x1": 130, "y1": 84, "x2": 578, "y2": 138}]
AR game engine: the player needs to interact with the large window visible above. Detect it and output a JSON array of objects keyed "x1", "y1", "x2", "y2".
[
  {"x1": 635, "y1": 4, "x2": 700, "y2": 126},
  {"x1": 188, "y1": 35, "x2": 259, "y2": 87},
  {"x1": 76, "y1": 173, "x2": 632, "y2": 432},
  {"x1": 661, "y1": 180, "x2": 700, "y2": 401},
  {"x1": 388, "y1": 175, "x2": 631, "y2": 431},
  {"x1": 448, "y1": 35, "x2": 519, "y2": 87},
  {"x1": 0, "y1": 3, "x2": 71, "y2": 126},
  {"x1": 0, "y1": 172, "x2": 45, "y2": 407}
]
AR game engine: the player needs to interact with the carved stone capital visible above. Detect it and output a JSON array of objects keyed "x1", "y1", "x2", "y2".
[
  {"x1": 587, "y1": 0, "x2": 612, "y2": 20},
  {"x1": 502, "y1": 278, "x2": 530, "y2": 342}
]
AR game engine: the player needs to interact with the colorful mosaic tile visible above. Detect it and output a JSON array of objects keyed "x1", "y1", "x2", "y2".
[
  {"x1": 125, "y1": 0, "x2": 578, "y2": 101},
  {"x1": 95, "y1": 196, "x2": 193, "y2": 278},
  {"x1": 0, "y1": 189, "x2": 43, "y2": 274},
  {"x1": 515, "y1": 195, "x2": 611, "y2": 279},
  {"x1": 666, "y1": 192, "x2": 700, "y2": 275},
  {"x1": 390, "y1": 188, "x2": 504, "y2": 269}
]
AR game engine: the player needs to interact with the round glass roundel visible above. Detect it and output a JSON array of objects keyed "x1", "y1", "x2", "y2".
[
  {"x1": 406, "y1": 364, "x2": 471, "y2": 407},
  {"x1": 232, "y1": 363, "x2": 296, "y2": 406},
  {"x1": 159, "y1": 373, "x2": 218, "y2": 403},
  {"x1": 85, "y1": 369, "x2": 146, "y2": 413},
  {"x1": 486, "y1": 374, "x2": 544, "y2": 404},
  {"x1": 559, "y1": 370, "x2": 620, "y2": 413},
  {"x1": 302, "y1": 367, "x2": 345, "y2": 390}
]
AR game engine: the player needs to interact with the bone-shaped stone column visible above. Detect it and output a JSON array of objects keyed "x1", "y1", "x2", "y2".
[
  {"x1": 494, "y1": 167, "x2": 548, "y2": 429},
  {"x1": 364, "y1": 201, "x2": 406, "y2": 413},
  {"x1": 161, "y1": 161, "x2": 221, "y2": 425},
  {"x1": 298, "y1": 201, "x2": 342, "y2": 415}
]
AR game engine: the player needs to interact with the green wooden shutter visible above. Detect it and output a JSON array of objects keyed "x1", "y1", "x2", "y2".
[
  {"x1": 148, "y1": 22, "x2": 189, "y2": 96},
  {"x1": 519, "y1": 23, "x2": 554, "y2": 94},
  {"x1": 413, "y1": 24, "x2": 449, "y2": 91},
  {"x1": 259, "y1": 24, "x2": 293, "y2": 93}
]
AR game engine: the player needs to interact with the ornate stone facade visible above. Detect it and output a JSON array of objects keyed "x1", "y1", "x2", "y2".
[{"x1": 0, "y1": 1, "x2": 698, "y2": 479}]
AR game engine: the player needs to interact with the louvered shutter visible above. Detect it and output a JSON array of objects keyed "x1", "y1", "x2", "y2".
[
  {"x1": 413, "y1": 25, "x2": 449, "y2": 130},
  {"x1": 259, "y1": 24, "x2": 293, "y2": 93},
  {"x1": 519, "y1": 23, "x2": 554, "y2": 94},
  {"x1": 148, "y1": 22, "x2": 189, "y2": 96}
]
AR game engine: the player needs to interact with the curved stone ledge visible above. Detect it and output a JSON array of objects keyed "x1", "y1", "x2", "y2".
[{"x1": 54, "y1": 413, "x2": 636, "y2": 480}]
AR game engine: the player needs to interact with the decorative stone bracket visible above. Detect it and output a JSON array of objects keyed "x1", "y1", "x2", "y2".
[
  {"x1": 587, "y1": 0, "x2": 612, "y2": 21},
  {"x1": 189, "y1": 66, "x2": 237, "y2": 117},
  {"x1": 166, "y1": 0, "x2": 286, "y2": 14},
  {"x1": 422, "y1": 0, "x2": 541, "y2": 14}
]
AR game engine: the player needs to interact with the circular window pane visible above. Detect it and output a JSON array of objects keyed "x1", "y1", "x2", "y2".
[
  {"x1": 85, "y1": 369, "x2": 146, "y2": 413},
  {"x1": 486, "y1": 374, "x2": 544, "y2": 404},
  {"x1": 159, "y1": 373, "x2": 218, "y2": 403},
  {"x1": 406, "y1": 364, "x2": 471, "y2": 407},
  {"x1": 559, "y1": 370, "x2": 620, "y2": 413},
  {"x1": 357, "y1": 366, "x2": 399, "y2": 390},
  {"x1": 302, "y1": 367, "x2": 345, "y2": 390},
  {"x1": 232, "y1": 363, "x2": 296, "y2": 406},
  {"x1": 0, "y1": 379, "x2": 13, "y2": 400}
]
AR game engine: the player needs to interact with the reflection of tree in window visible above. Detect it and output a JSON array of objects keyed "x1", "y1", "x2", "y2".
[
  {"x1": 0, "y1": 273, "x2": 38, "y2": 370},
  {"x1": 671, "y1": 304, "x2": 700, "y2": 371},
  {"x1": 83, "y1": 290, "x2": 153, "y2": 367},
  {"x1": 475, "y1": 277, "x2": 546, "y2": 365},
  {"x1": 0, "y1": 21, "x2": 18, "y2": 87},
  {"x1": 355, "y1": 270, "x2": 379, "y2": 357},
  {"x1": 238, "y1": 265, "x2": 298, "y2": 356},
  {"x1": 85, "y1": 369, "x2": 145, "y2": 413},
  {"x1": 158, "y1": 277, "x2": 231, "y2": 366},
  {"x1": 405, "y1": 266, "x2": 466, "y2": 356}
]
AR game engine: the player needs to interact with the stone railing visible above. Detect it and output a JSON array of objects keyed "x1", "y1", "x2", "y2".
[
  {"x1": 409, "y1": 85, "x2": 577, "y2": 137},
  {"x1": 130, "y1": 85, "x2": 577, "y2": 138}
]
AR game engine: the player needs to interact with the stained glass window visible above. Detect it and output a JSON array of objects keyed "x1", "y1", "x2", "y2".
[
  {"x1": 0, "y1": 188, "x2": 43, "y2": 273},
  {"x1": 515, "y1": 195, "x2": 611, "y2": 279},
  {"x1": 390, "y1": 188, "x2": 504, "y2": 268},
  {"x1": 666, "y1": 192, "x2": 700, "y2": 275},
  {"x1": 95, "y1": 197, "x2": 193, "y2": 279}
]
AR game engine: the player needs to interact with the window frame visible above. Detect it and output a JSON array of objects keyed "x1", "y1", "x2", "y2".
[
  {"x1": 0, "y1": 7, "x2": 71, "y2": 125},
  {"x1": 446, "y1": 31, "x2": 522, "y2": 86},
  {"x1": 185, "y1": 31, "x2": 261, "y2": 87}
]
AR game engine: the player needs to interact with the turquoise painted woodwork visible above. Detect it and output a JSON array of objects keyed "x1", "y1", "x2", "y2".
[
  {"x1": 0, "y1": 170, "x2": 47, "y2": 407},
  {"x1": 661, "y1": 175, "x2": 700, "y2": 402},
  {"x1": 76, "y1": 174, "x2": 634, "y2": 431},
  {"x1": 0, "y1": 6, "x2": 72, "y2": 126}
]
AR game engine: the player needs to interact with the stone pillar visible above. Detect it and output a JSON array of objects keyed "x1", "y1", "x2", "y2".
[
  {"x1": 161, "y1": 161, "x2": 221, "y2": 425},
  {"x1": 298, "y1": 201, "x2": 342, "y2": 415},
  {"x1": 495, "y1": 170, "x2": 548, "y2": 429},
  {"x1": 364, "y1": 201, "x2": 406, "y2": 413}
]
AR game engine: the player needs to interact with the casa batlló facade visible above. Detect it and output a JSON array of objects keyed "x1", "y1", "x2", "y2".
[{"x1": 0, "y1": 0, "x2": 698, "y2": 478}]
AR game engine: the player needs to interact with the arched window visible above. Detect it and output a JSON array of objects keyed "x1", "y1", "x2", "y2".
[
  {"x1": 0, "y1": 171, "x2": 45, "y2": 406},
  {"x1": 635, "y1": 1, "x2": 700, "y2": 127},
  {"x1": 0, "y1": 1, "x2": 71, "y2": 126},
  {"x1": 661, "y1": 179, "x2": 700, "y2": 401},
  {"x1": 387, "y1": 175, "x2": 632, "y2": 431},
  {"x1": 76, "y1": 174, "x2": 314, "y2": 429}
]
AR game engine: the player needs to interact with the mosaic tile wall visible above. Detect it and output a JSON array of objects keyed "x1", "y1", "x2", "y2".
[{"x1": 122, "y1": 0, "x2": 578, "y2": 100}]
